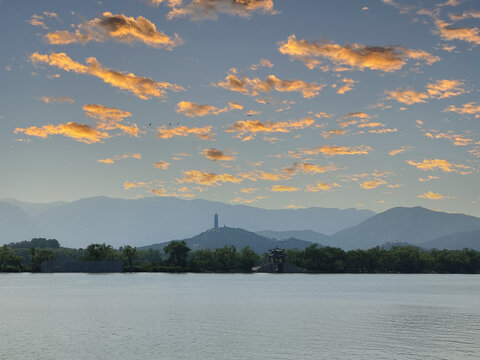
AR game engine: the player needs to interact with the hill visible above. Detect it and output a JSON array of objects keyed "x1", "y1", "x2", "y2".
[
  {"x1": 0, "y1": 201, "x2": 45, "y2": 243},
  {"x1": 139, "y1": 226, "x2": 317, "y2": 254},
  {"x1": 256, "y1": 230, "x2": 328, "y2": 244},
  {"x1": 421, "y1": 229, "x2": 480, "y2": 250},
  {"x1": 326, "y1": 206, "x2": 480, "y2": 250}
]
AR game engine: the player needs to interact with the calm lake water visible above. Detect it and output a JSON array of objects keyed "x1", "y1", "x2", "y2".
[{"x1": 1, "y1": 273, "x2": 479, "y2": 360}]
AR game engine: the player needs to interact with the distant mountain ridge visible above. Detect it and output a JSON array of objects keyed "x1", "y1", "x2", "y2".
[
  {"x1": 140, "y1": 226, "x2": 318, "y2": 254},
  {"x1": 0, "y1": 196, "x2": 374, "y2": 248}
]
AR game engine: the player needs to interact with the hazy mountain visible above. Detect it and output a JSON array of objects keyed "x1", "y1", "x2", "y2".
[
  {"x1": 0, "y1": 201, "x2": 45, "y2": 243},
  {"x1": 139, "y1": 227, "x2": 317, "y2": 254},
  {"x1": 326, "y1": 206, "x2": 480, "y2": 250},
  {"x1": 421, "y1": 229, "x2": 480, "y2": 251},
  {"x1": 0, "y1": 198, "x2": 67, "y2": 216},
  {"x1": 0, "y1": 196, "x2": 374, "y2": 248},
  {"x1": 256, "y1": 230, "x2": 328, "y2": 244}
]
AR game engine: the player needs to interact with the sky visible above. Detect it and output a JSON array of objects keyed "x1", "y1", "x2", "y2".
[{"x1": 1, "y1": 0, "x2": 480, "y2": 216}]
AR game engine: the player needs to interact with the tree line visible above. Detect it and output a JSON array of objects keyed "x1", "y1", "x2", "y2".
[{"x1": 1, "y1": 238, "x2": 480, "y2": 273}]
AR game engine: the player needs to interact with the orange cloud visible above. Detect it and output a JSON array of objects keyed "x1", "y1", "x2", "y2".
[
  {"x1": 156, "y1": 125, "x2": 214, "y2": 140},
  {"x1": 337, "y1": 78, "x2": 357, "y2": 94},
  {"x1": 424, "y1": 129, "x2": 472, "y2": 146},
  {"x1": 230, "y1": 196, "x2": 266, "y2": 204},
  {"x1": 215, "y1": 71, "x2": 325, "y2": 98},
  {"x1": 302, "y1": 145, "x2": 372, "y2": 156},
  {"x1": 418, "y1": 191, "x2": 444, "y2": 200},
  {"x1": 226, "y1": 117, "x2": 314, "y2": 141},
  {"x1": 387, "y1": 79, "x2": 465, "y2": 105},
  {"x1": 418, "y1": 175, "x2": 439, "y2": 182},
  {"x1": 239, "y1": 170, "x2": 286, "y2": 182},
  {"x1": 40, "y1": 96, "x2": 74, "y2": 104},
  {"x1": 444, "y1": 102, "x2": 480, "y2": 118},
  {"x1": 124, "y1": 181, "x2": 150, "y2": 190},
  {"x1": 387, "y1": 88, "x2": 430, "y2": 105},
  {"x1": 240, "y1": 187, "x2": 259, "y2": 193},
  {"x1": 283, "y1": 162, "x2": 337, "y2": 176},
  {"x1": 30, "y1": 52, "x2": 184, "y2": 100},
  {"x1": 407, "y1": 158, "x2": 472, "y2": 173},
  {"x1": 389, "y1": 146, "x2": 413, "y2": 156},
  {"x1": 305, "y1": 182, "x2": 341, "y2": 192},
  {"x1": 368, "y1": 128, "x2": 398, "y2": 134},
  {"x1": 29, "y1": 14, "x2": 49, "y2": 30},
  {"x1": 202, "y1": 148, "x2": 235, "y2": 161},
  {"x1": 15, "y1": 122, "x2": 109, "y2": 144},
  {"x1": 83, "y1": 104, "x2": 140, "y2": 137},
  {"x1": 45, "y1": 12, "x2": 182, "y2": 50},
  {"x1": 270, "y1": 185, "x2": 299, "y2": 192},
  {"x1": 178, "y1": 170, "x2": 243, "y2": 186},
  {"x1": 166, "y1": 0, "x2": 277, "y2": 21},
  {"x1": 153, "y1": 160, "x2": 170, "y2": 169},
  {"x1": 250, "y1": 58, "x2": 274, "y2": 70},
  {"x1": 434, "y1": 19, "x2": 480, "y2": 45},
  {"x1": 360, "y1": 179, "x2": 387, "y2": 189},
  {"x1": 175, "y1": 101, "x2": 242, "y2": 117},
  {"x1": 98, "y1": 153, "x2": 141, "y2": 164},
  {"x1": 278, "y1": 34, "x2": 439, "y2": 71}
]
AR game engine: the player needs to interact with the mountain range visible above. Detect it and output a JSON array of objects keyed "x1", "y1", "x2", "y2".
[
  {"x1": 0, "y1": 196, "x2": 373, "y2": 248},
  {"x1": 1, "y1": 197, "x2": 480, "y2": 251}
]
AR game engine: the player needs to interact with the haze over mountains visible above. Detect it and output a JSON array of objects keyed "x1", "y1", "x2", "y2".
[
  {"x1": 1, "y1": 197, "x2": 480, "y2": 251},
  {"x1": 0, "y1": 196, "x2": 373, "y2": 248}
]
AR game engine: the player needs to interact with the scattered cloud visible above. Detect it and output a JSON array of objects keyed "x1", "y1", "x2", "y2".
[
  {"x1": 418, "y1": 191, "x2": 444, "y2": 200},
  {"x1": 305, "y1": 182, "x2": 341, "y2": 192},
  {"x1": 83, "y1": 104, "x2": 140, "y2": 137},
  {"x1": 419, "y1": 175, "x2": 439, "y2": 182},
  {"x1": 360, "y1": 179, "x2": 387, "y2": 189},
  {"x1": 40, "y1": 96, "x2": 74, "y2": 104},
  {"x1": 240, "y1": 187, "x2": 259, "y2": 193},
  {"x1": 215, "y1": 71, "x2": 325, "y2": 98},
  {"x1": 387, "y1": 79, "x2": 465, "y2": 105},
  {"x1": 230, "y1": 195, "x2": 266, "y2": 204},
  {"x1": 434, "y1": 19, "x2": 480, "y2": 45},
  {"x1": 98, "y1": 153, "x2": 141, "y2": 164},
  {"x1": 30, "y1": 52, "x2": 184, "y2": 100},
  {"x1": 444, "y1": 102, "x2": 480, "y2": 117},
  {"x1": 250, "y1": 58, "x2": 274, "y2": 70},
  {"x1": 389, "y1": 146, "x2": 413, "y2": 156},
  {"x1": 29, "y1": 14, "x2": 49, "y2": 30},
  {"x1": 424, "y1": 129, "x2": 472, "y2": 146},
  {"x1": 278, "y1": 35, "x2": 439, "y2": 71},
  {"x1": 153, "y1": 160, "x2": 170, "y2": 169},
  {"x1": 270, "y1": 185, "x2": 299, "y2": 192},
  {"x1": 15, "y1": 122, "x2": 110, "y2": 144},
  {"x1": 178, "y1": 170, "x2": 243, "y2": 186},
  {"x1": 156, "y1": 125, "x2": 214, "y2": 140},
  {"x1": 164, "y1": 0, "x2": 278, "y2": 21},
  {"x1": 381, "y1": 0, "x2": 414, "y2": 14},
  {"x1": 45, "y1": 12, "x2": 182, "y2": 50},
  {"x1": 300, "y1": 145, "x2": 372, "y2": 157},
  {"x1": 283, "y1": 162, "x2": 338, "y2": 176},
  {"x1": 336, "y1": 78, "x2": 357, "y2": 94},
  {"x1": 407, "y1": 158, "x2": 472, "y2": 173},
  {"x1": 202, "y1": 148, "x2": 235, "y2": 161},
  {"x1": 226, "y1": 117, "x2": 315, "y2": 141},
  {"x1": 175, "y1": 101, "x2": 242, "y2": 117}
]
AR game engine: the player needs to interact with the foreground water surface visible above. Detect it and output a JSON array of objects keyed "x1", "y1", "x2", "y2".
[{"x1": 1, "y1": 273, "x2": 479, "y2": 359}]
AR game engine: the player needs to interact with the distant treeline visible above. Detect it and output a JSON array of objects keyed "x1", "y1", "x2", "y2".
[{"x1": 1, "y1": 239, "x2": 480, "y2": 273}]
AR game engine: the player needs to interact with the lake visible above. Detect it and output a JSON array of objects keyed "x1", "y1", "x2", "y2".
[{"x1": 1, "y1": 274, "x2": 479, "y2": 359}]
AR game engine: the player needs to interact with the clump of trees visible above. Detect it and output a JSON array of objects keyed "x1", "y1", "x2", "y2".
[
  {"x1": 1, "y1": 238, "x2": 480, "y2": 273},
  {"x1": 287, "y1": 245, "x2": 480, "y2": 274}
]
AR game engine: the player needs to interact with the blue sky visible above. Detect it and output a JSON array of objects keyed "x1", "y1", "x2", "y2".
[{"x1": 1, "y1": 0, "x2": 479, "y2": 216}]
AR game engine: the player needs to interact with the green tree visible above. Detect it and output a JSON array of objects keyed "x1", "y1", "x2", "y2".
[
  {"x1": 122, "y1": 245, "x2": 137, "y2": 272},
  {"x1": 238, "y1": 246, "x2": 260, "y2": 272},
  {"x1": 84, "y1": 243, "x2": 118, "y2": 261},
  {"x1": 163, "y1": 241, "x2": 191, "y2": 268}
]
